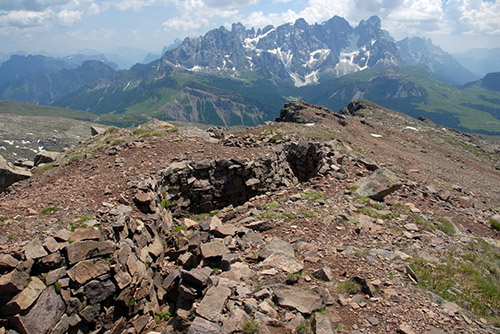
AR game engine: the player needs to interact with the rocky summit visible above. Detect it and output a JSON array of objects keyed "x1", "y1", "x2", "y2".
[{"x1": 0, "y1": 100, "x2": 499, "y2": 334}]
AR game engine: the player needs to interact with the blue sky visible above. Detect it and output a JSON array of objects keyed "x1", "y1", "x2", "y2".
[{"x1": 1, "y1": 0, "x2": 499, "y2": 57}]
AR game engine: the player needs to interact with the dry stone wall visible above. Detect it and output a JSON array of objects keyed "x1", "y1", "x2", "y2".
[
  {"x1": 0, "y1": 140, "x2": 351, "y2": 334},
  {"x1": 159, "y1": 141, "x2": 334, "y2": 213}
]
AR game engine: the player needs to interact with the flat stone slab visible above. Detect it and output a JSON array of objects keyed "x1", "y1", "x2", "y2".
[
  {"x1": 24, "y1": 238, "x2": 48, "y2": 260},
  {"x1": 65, "y1": 240, "x2": 115, "y2": 265},
  {"x1": 11, "y1": 286, "x2": 65, "y2": 334},
  {"x1": 196, "y1": 286, "x2": 231, "y2": 322},
  {"x1": 67, "y1": 258, "x2": 109, "y2": 285},
  {"x1": 70, "y1": 228, "x2": 101, "y2": 242},
  {"x1": 355, "y1": 168, "x2": 401, "y2": 201},
  {"x1": 313, "y1": 313, "x2": 335, "y2": 334},
  {"x1": 258, "y1": 252, "x2": 303, "y2": 273},
  {"x1": 200, "y1": 239, "x2": 230, "y2": 258},
  {"x1": 187, "y1": 316, "x2": 222, "y2": 334},
  {"x1": 1, "y1": 276, "x2": 46, "y2": 315},
  {"x1": 273, "y1": 285, "x2": 324, "y2": 315},
  {"x1": 258, "y1": 237, "x2": 294, "y2": 259}
]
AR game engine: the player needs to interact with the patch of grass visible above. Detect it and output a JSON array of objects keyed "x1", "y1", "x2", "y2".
[
  {"x1": 354, "y1": 196, "x2": 371, "y2": 203},
  {"x1": 301, "y1": 210, "x2": 316, "y2": 218},
  {"x1": 197, "y1": 212, "x2": 218, "y2": 219},
  {"x1": 41, "y1": 206, "x2": 58, "y2": 214},
  {"x1": 104, "y1": 126, "x2": 120, "y2": 134},
  {"x1": 302, "y1": 191, "x2": 327, "y2": 201},
  {"x1": 64, "y1": 153, "x2": 84, "y2": 165},
  {"x1": 242, "y1": 317, "x2": 260, "y2": 334},
  {"x1": 212, "y1": 267, "x2": 221, "y2": 275},
  {"x1": 34, "y1": 162, "x2": 55, "y2": 175},
  {"x1": 7, "y1": 234, "x2": 18, "y2": 241},
  {"x1": 89, "y1": 143, "x2": 106, "y2": 153},
  {"x1": 410, "y1": 239, "x2": 500, "y2": 325},
  {"x1": 0, "y1": 216, "x2": 7, "y2": 222},
  {"x1": 413, "y1": 215, "x2": 434, "y2": 230},
  {"x1": 154, "y1": 310, "x2": 171, "y2": 324},
  {"x1": 436, "y1": 217, "x2": 456, "y2": 235},
  {"x1": 349, "y1": 185, "x2": 359, "y2": 192},
  {"x1": 336, "y1": 279, "x2": 362, "y2": 294},
  {"x1": 356, "y1": 207, "x2": 395, "y2": 220},
  {"x1": 295, "y1": 321, "x2": 313, "y2": 334},
  {"x1": 259, "y1": 212, "x2": 296, "y2": 221},
  {"x1": 160, "y1": 198, "x2": 175, "y2": 209},
  {"x1": 354, "y1": 250, "x2": 370, "y2": 258},
  {"x1": 54, "y1": 281, "x2": 62, "y2": 293},
  {"x1": 286, "y1": 270, "x2": 303, "y2": 285},
  {"x1": 354, "y1": 196, "x2": 384, "y2": 210},
  {"x1": 132, "y1": 128, "x2": 165, "y2": 139},
  {"x1": 490, "y1": 219, "x2": 500, "y2": 231},
  {"x1": 392, "y1": 204, "x2": 410, "y2": 211},
  {"x1": 69, "y1": 215, "x2": 92, "y2": 232},
  {"x1": 110, "y1": 138, "x2": 126, "y2": 146},
  {"x1": 173, "y1": 224, "x2": 187, "y2": 234},
  {"x1": 264, "y1": 202, "x2": 280, "y2": 210}
]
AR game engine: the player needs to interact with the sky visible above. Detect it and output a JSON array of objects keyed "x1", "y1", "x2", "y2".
[{"x1": 1, "y1": 0, "x2": 500, "y2": 58}]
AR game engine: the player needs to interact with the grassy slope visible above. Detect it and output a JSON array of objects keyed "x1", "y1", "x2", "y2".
[
  {"x1": 401, "y1": 68, "x2": 500, "y2": 133},
  {"x1": 0, "y1": 100, "x2": 97, "y2": 122},
  {"x1": 298, "y1": 67, "x2": 500, "y2": 134},
  {"x1": 60, "y1": 69, "x2": 286, "y2": 127}
]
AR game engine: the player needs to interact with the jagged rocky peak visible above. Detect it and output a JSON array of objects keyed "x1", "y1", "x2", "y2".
[
  {"x1": 275, "y1": 100, "x2": 336, "y2": 124},
  {"x1": 162, "y1": 14, "x2": 469, "y2": 86}
]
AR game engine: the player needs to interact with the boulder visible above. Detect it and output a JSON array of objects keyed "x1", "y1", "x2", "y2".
[
  {"x1": 11, "y1": 287, "x2": 65, "y2": 334},
  {"x1": 273, "y1": 285, "x2": 324, "y2": 315},
  {"x1": 187, "y1": 316, "x2": 223, "y2": 334},
  {"x1": 70, "y1": 228, "x2": 101, "y2": 242},
  {"x1": 196, "y1": 286, "x2": 231, "y2": 322},
  {"x1": 67, "y1": 258, "x2": 109, "y2": 285},
  {"x1": 313, "y1": 267, "x2": 333, "y2": 282},
  {"x1": 0, "y1": 254, "x2": 19, "y2": 271},
  {"x1": 312, "y1": 313, "x2": 335, "y2": 334},
  {"x1": 258, "y1": 252, "x2": 303, "y2": 273},
  {"x1": 23, "y1": 238, "x2": 48, "y2": 260},
  {"x1": 84, "y1": 279, "x2": 116, "y2": 305},
  {"x1": 34, "y1": 151, "x2": 60, "y2": 167},
  {"x1": 65, "y1": 240, "x2": 115, "y2": 265},
  {"x1": 0, "y1": 154, "x2": 31, "y2": 192},
  {"x1": 181, "y1": 267, "x2": 212, "y2": 287},
  {"x1": 355, "y1": 168, "x2": 402, "y2": 201},
  {"x1": 200, "y1": 239, "x2": 230, "y2": 259},
  {"x1": 90, "y1": 125, "x2": 106, "y2": 136},
  {"x1": 258, "y1": 238, "x2": 294, "y2": 259},
  {"x1": 1, "y1": 277, "x2": 46, "y2": 315},
  {"x1": 0, "y1": 267, "x2": 30, "y2": 294}
]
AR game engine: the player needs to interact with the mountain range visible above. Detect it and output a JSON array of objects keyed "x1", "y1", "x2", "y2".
[
  {"x1": 0, "y1": 15, "x2": 499, "y2": 134},
  {"x1": 163, "y1": 16, "x2": 477, "y2": 87}
]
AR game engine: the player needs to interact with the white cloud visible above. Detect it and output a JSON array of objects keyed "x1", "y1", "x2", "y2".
[
  {"x1": 239, "y1": 0, "x2": 500, "y2": 39},
  {"x1": 0, "y1": 10, "x2": 50, "y2": 28},
  {"x1": 161, "y1": 0, "x2": 255, "y2": 32}
]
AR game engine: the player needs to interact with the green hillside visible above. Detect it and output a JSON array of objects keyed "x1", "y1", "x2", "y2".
[
  {"x1": 298, "y1": 68, "x2": 500, "y2": 135},
  {"x1": 55, "y1": 66, "x2": 286, "y2": 127},
  {"x1": 0, "y1": 100, "x2": 98, "y2": 122}
]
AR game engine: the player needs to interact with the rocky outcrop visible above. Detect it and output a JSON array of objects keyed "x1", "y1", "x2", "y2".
[
  {"x1": 275, "y1": 101, "x2": 333, "y2": 124},
  {"x1": 0, "y1": 154, "x2": 31, "y2": 192},
  {"x1": 34, "y1": 151, "x2": 60, "y2": 167}
]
